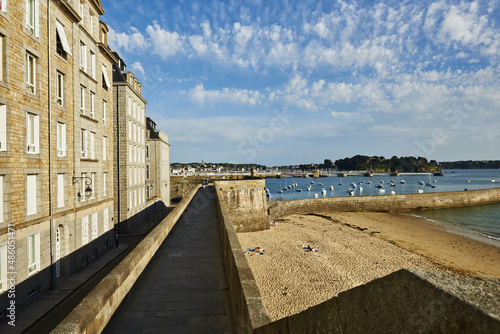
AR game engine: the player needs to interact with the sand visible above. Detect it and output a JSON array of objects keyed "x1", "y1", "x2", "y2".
[{"x1": 236, "y1": 212, "x2": 500, "y2": 321}]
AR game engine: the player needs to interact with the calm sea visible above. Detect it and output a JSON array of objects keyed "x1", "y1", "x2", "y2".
[{"x1": 265, "y1": 169, "x2": 500, "y2": 244}]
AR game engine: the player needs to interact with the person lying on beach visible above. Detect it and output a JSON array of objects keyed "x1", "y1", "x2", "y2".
[
  {"x1": 302, "y1": 244, "x2": 319, "y2": 253},
  {"x1": 245, "y1": 247, "x2": 265, "y2": 255}
]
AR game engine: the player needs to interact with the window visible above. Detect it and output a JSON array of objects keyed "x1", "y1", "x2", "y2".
[
  {"x1": 102, "y1": 136, "x2": 107, "y2": 161},
  {"x1": 27, "y1": 233, "x2": 40, "y2": 275},
  {"x1": 103, "y1": 172, "x2": 107, "y2": 197},
  {"x1": 146, "y1": 185, "x2": 149, "y2": 199},
  {"x1": 26, "y1": 0, "x2": 39, "y2": 37},
  {"x1": 102, "y1": 100, "x2": 107, "y2": 126},
  {"x1": 101, "y1": 64, "x2": 111, "y2": 89},
  {"x1": 26, "y1": 53, "x2": 36, "y2": 93},
  {"x1": 89, "y1": 51, "x2": 95, "y2": 78},
  {"x1": 91, "y1": 172, "x2": 95, "y2": 199},
  {"x1": 0, "y1": 175, "x2": 3, "y2": 222},
  {"x1": 80, "y1": 85, "x2": 85, "y2": 114},
  {"x1": 127, "y1": 96, "x2": 131, "y2": 114},
  {"x1": 0, "y1": 34, "x2": 4, "y2": 80},
  {"x1": 79, "y1": 42, "x2": 86, "y2": 71},
  {"x1": 26, "y1": 112, "x2": 39, "y2": 154},
  {"x1": 56, "y1": 72, "x2": 64, "y2": 105},
  {"x1": 128, "y1": 120, "x2": 131, "y2": 140},
  {"x1": 27, "y1": 174, "x2": 37, "y2": 215},
  {"x1": 79, "y1": 1, "x2": 84, "y2": 19},
  {"x1": 82, "y1": 216, "x2": 89, "y2": 245},
  {"x1": 0, "y1": 0, "x2": 7, "y2": 12},
  {"x1": 0, "y1": 104, "x2": 6, "y2": 151},
  {"x1": 89, "y1": 11, "x2": 93, "y2": 36},
  {"x1": 146, "y1": 145, "x2": 149, "y2": 158},
  {"x1": 57, "y1": 122, "x2": 66, "y2": 157},
  {"x1": 90, "y1": 91, "x2": 95, "y2": 118},
  {"x1": 80, "y1": 172, "x2": 86, "y2": 201},
  {"x1": 81, "y1": 129, "x2": 87, "y2": 158},
  {"x1": 57, "y1": 173, "x2": 64, "y2": 208},
  {"x1": 91, "y1": 212, "x2": 97, "y2": 240},
  {"x1": 146, "y1": 165, "x2": 149, "y2": 179},
  {"x1": 128, "y1": 143, "x2": 131, "y2": 162},
  {"x1": 90, "y1": 131, "x2": 95, "y2": 159},
  {"x1": 55, "y1": 21, "x2": 72, "y2": 58},
  {"x1": 103, "y1": 208, "x2": 109, "y2": 231},
  {"x1": 0, "y1": 244, "x2": 6, "y2": 291}
]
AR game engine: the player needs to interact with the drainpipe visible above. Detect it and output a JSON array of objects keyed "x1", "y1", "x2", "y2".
[
  {"x1": 47, "y1": 0, "x2": 55, "y2": 290},
  {"x1": 116, "y1": 82, "x2": 120, "y2": 237}
]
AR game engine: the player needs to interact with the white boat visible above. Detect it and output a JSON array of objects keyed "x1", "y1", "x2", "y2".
[
  {"x1": 350, "y1": 182, "x2": 357, "y2": 188},
  {"x1": 359, "y1": 187, "x2": 363, "y2": 192},
  {"x1": 321, "y1": 188, "x2": 327, "y2": 195},
  {"x1": 307, "y1": 186, "x2": 312, "y2": 191},
  {"x1": 310, "y1": 181, "x2": 315, "y2": 184},
  {"x1": 278, "y1": 190, "x2": 283, "y2": 193},
  {"x1": 318, "y1": 183, "x2": 324, "y2": 186},
  {"x1": 390, "y1": 191, "x2": 396, "y2": 195},
  {"x1": 400, "y1": 180, "x2": 406, "y2": 184},
  {"x1": 418, "y1": 180, "x2": 425, "y2": 185},
  {"x1": 416, "y1": 189, "x2": 424, "y2": 193},
  {"x1": 366, "y1": 181, "x2": 372, "y2": 184},
  {"x1": 314, "y1": 193, "x2": 318, "y2": 198},
  {"x1": 348, "y1": 190, "x2": 354, "y2": 196},
  {"x1": 330, "y1": 186, "x2": 334, "y2": 191},
  {"x1": 378, "y1": 188, "x2": 385, "y2": 193},
  {"x1": 491, "y1": 180, "x2": 498, "y2": 183}
]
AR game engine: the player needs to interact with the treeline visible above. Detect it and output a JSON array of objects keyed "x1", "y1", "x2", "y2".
[
  {"x1": 334, "y1": 155, "x2": 439, "y2": 173},
  {"x1": 438, "y1": 160, "x2": 500, "y2": 169},
  {"x1": 171, "y1": 162, "x2": 267, "y2": 170}
]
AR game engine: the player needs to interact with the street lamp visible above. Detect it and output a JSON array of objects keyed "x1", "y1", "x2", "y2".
[{"x1": 72, "y1": 176, "x2": 93, "y2": 200}]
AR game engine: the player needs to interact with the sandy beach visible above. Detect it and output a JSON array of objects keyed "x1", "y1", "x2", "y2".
[{"x1": 237, "y1": 212, "x2": 500, "y2": 321}]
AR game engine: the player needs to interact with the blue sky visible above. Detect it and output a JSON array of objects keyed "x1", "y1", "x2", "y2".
[{"x1": 101, "y1": 0, "x2": 500, "y2": 166}]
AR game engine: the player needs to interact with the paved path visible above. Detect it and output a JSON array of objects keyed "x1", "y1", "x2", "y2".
[{"x1": 106, "y1": 187, "x2": 234, "y2": 334}]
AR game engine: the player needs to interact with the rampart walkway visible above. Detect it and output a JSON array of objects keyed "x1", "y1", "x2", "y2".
[{"x1": 106, "y1": 187, "x2": 234, "y2": 333}]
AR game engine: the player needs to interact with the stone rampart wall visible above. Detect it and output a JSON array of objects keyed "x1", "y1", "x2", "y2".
[
  {"x1": 215, "y1": 185, "x2": 272, "y2": 333},
  {"x1": 269, "y1": 188, "x2": 500, "y2": 221},
  {"x1": 215, "y1": 180, "x2": 269, "y2": 232},
  {"x1": 254, "y1": 269, "x2": 500, "y2": 333},
  {"x1": 52, "y1": 185, "x2": 201, "y2": 334}
]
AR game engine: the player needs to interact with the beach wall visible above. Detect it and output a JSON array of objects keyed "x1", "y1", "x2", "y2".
[
  {"x1": 216, "y1": 180, "x2": 269, "y2": 232},
  {"x1": 254, "y1": 269, "x2": 500, "y2": 334},
  {"x1": 269, "y1": 188, "x2": 500, "y2": 221},
  {"x1": 52, "y1": 185, "x2": 201, "y2": 334},
  {"x1": 214, "y1": 183, "x2": 272, "y2": 333}
]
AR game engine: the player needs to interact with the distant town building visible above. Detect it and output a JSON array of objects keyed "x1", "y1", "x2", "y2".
[
  {"x1": 146, "y1": 118, "x2": 170, "y2": 206},
  {"x1": 0, "y1": 0, "x2": 116, "y2": 312},
  {"x1": 112, "y1": 52, "x2": 147, "y2": 233}
]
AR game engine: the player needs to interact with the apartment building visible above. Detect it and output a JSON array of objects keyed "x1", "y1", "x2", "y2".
[
  {"x1": 0, "y1": 0, "x2": 115, "y2": 314},
  {"x1": 112, "y1": 52, "x2": 147, "y2": 233},
  {"x1": 146, "y1": 117, "x2": 170, "y2": 206}
]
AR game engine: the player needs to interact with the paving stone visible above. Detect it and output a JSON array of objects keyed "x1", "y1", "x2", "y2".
[{"x1": 106, "y1": 188, "x2": 235, "y2": 333}]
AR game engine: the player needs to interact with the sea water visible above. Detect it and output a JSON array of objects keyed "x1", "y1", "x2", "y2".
[{"x1": 265, "y1": 169, "x2": 500, "y2": 244}]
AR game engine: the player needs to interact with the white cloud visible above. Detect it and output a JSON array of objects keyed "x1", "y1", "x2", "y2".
[
  {"x1": 130, "y1": 62, "x2": 145, "y2": 77},
  {"x1": 146, "y1": 22, "x2": 185, "y2": 58},
  {"x1": 189, "y1": 84, "x2": 264, "y2": 106}
]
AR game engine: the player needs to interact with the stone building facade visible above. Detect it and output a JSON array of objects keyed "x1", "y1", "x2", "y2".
[
  {"x1": 146, "y1": 117, "x2": 170, "y2": 205},
  {"x1": 112, "y1": 52, "x2": 147, "y2": 233},
  {"x1": 0, "y1": 0, "x2": 115, "y2": 315}
]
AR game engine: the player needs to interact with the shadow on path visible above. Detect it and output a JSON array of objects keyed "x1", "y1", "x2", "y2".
[{"x1": 105, "y1": 186, "x2": 235, "y2": 334}]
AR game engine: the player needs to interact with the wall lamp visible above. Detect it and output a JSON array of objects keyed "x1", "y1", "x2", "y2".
[{"x1": 72, "y1": 176, "x2": 93, "y2": 200}]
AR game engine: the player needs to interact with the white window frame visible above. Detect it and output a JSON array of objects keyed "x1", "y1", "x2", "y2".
[
  {"x1": 80, "y1": 42, "x2": 86, "y2": 71},
  {"x1": 26, "y1": 53, "x2": 36, "y2": 94},
  {"x1": 0, "y1": 243, "x2": 6, "y2": 291},
  {"x1": 57, "y1": 122, "x2": 66, "y2": 157},
  {"x1": 91, "y1": 212, "x2": 97, "y2": 240},
  {"x1": 26, "y1": 112, "x2": 39, "y2": 154},
  {"x1": 57, "y1": 173, "x2": 64, "y2": 208},
  {"x1": 103, "y1": 172, "x2": 107, "y2": 197},
  {"x1": 80, "y1": 85, "x2": 85, "y2": 114},
  {"x1": 0, "y1": 0, "x2": 7, "y2": 13},
  {"x1": 101, "y1": 64, "x2": 111, "y2": 89},
  {"x1": 0, "y1": 175, "x2": 3, "y2": 222},
  {"x1": 103, "y1": 208, "x2": 109, "y2": 232},
  {"x1": 102, "y1": 136, "x2": 107, "y2": 161},
  {"x1": 81, "y1": 128, "x2": 87, "y2": 158},
  {"x1": 27, "y1": 174, "x2": 37, "y2": 215},
  {"x1": 90, "y1": 91, "x2": 95, "y2": 118},
  {"x1": 26, "y1": 0, "x2": 39, "y2": 37},
  {"x1": 82, "y1": 216, "x2": 89, "y2": 245},
  {"x1": 91, "y1": 172, "x2": 95, "y2": 199},
  {"x1": 102, "y1": 100, "x2": 107, "y2": 126},
  {"x1": 90, "y1": 131, "x2": 95, "y2": 159},
  {"x1": 0, "y1": 104, "x2": 6, "y2": 151},
  {"x1": 89, "y1": 51, "x2": 95, "y2": 78},
  {"x1": 56, "y1": 72, "x2": 63, "y2": 105},
  {"x1": 0, "y1": 35, "x2": 4, "y2": 80},
  {"x1": 27, "y1": 232, "x2": 40, "y2": 275}
]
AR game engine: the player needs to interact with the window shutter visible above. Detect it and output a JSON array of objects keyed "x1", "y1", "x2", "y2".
[
  {"x1": 57, "y1": 174, "x2": 64, "y2": 208},
  {"x1": 56, "y1": 21, "x2": 72, "y2": 56},
  {"x1": 34, "y1": 115, "x2": 39, "y2": 153},
  {"x1": 0, "y1": 105, "x2": 6, "y2": 151},
  {"x1": 62, "y1": 123, "x2": 67, "y2": 156},
  {"x1": 90, "y1": 132, "x2": 95, "y2": 159},
  {"x1": 27, "y1": 175, "x2": 37, "y2": 215},
  {"x1": 34, "y1": 0, "x2": 40, "y2": 37}
]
